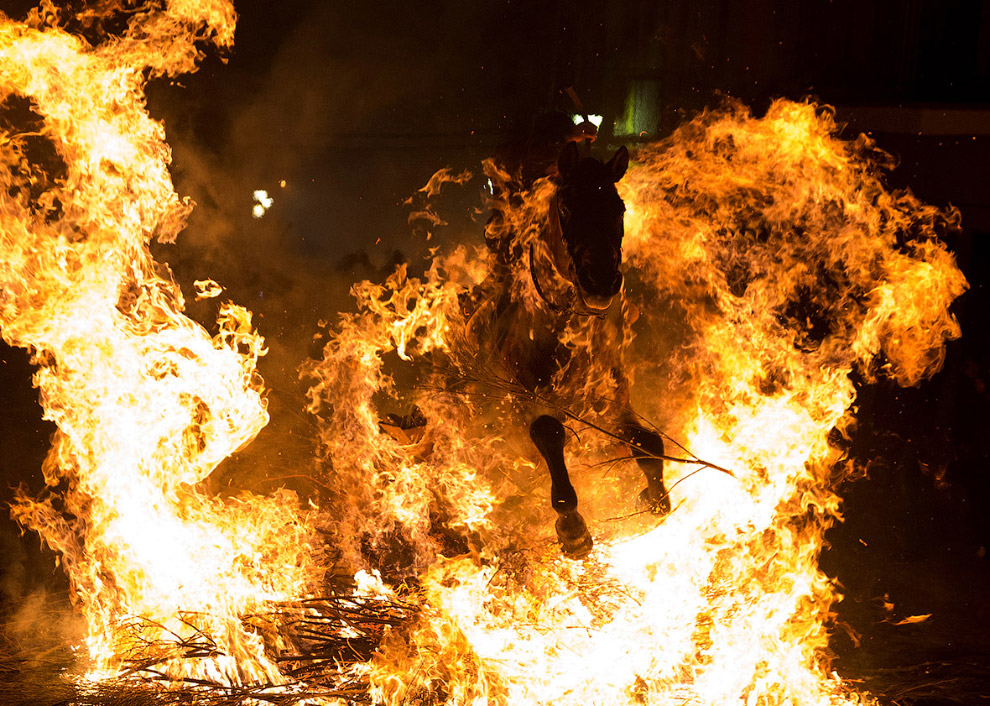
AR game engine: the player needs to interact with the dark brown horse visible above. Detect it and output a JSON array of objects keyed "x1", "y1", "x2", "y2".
[{"x1": 468, "y1": 135, "x2": 670, "y2": 559}]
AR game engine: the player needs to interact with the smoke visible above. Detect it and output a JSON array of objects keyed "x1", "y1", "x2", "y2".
[{"x1": 0, "y1": 521, "x2": 85, "y2": 686}]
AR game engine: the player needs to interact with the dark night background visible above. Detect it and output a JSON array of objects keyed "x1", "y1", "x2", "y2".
[{"x1": 1, "y1": 1, "x2": 990, "y2": 703}]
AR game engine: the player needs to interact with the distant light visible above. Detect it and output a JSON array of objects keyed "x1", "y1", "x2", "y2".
[
  {"x1": 572, "y1": 113, "x2": 603, "y2": 129},
  {"x1": 614, "y1": 80, "x2": 659, "y2": 137},
  {"x1": 252, "y1": 189, "x2": 273, "y2": 219},
  {"x1": 278, "y1": 179, "x2": 286, "y2": 188}
]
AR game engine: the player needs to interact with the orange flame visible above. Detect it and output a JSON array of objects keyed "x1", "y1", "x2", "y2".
[
  {"x1": 1, "y1": 0, "x2": 318, "y2": 686},
  {"x1": 306, "y1": 102, "x2": 965, "y2": 705},
  {"x1": 0, "y1": 2, "x2": 967, "y2": 703}
]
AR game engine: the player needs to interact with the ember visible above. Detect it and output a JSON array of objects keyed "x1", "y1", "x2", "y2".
[{"x1": 0, "y1": 1, "x2": 973, "y2": 705}]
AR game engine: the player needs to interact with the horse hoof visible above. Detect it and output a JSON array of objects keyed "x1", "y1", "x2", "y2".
[
  {"x1": 555, "y1": 510, "x2": 593, "y2": 559},
  {"x1": 639, "y1": 486, "x2": 672, "y2": 516}
]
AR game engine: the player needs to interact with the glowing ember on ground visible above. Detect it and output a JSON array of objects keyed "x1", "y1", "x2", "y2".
[{"x1": 0, "y1": 2, "x2": 967, "y2": 705}]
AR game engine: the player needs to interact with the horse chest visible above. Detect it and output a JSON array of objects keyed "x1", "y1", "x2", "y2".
[
  {"x1": 481, "y1": 291, "x2": 624, "y2": 401},
  {"x1": 487, "y1": 298, "x2": 570, "y2": 391}
]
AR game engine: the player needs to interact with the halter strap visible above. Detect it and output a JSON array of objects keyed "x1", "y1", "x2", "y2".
[{"x1": 528, "y1": 190, "x2": 609, "y2": 320}]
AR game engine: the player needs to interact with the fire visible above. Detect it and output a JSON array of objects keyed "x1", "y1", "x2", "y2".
[
  {"x1": 0, "y1": 0, "x2": 317, "y2": 687},
  {"x1": 304, "y1": 101, "x2": 964, "y2": 705},
  {"x1": 0, "y1": 2, "x2": 967, "y2": 705}
]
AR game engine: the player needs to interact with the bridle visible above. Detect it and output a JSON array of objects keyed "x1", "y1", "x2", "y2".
[{"x1": 528, "y1": 188, "x2": 612, "y2": 320}]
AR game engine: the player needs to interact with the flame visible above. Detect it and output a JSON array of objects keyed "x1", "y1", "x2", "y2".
[
  {"x1": 306, "y1": 101, "x2": 965, "y2": 705},
  {"x1": 0, "y1": 2, "x2": 967, "y2": 704},
  {"x1": 0, "y1": 0, "x2": 317, "y2": 687}
]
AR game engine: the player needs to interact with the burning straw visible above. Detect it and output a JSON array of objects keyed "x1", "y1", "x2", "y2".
[{"x1": 108, "y1": 588, "x2": 416, "y2": 703}]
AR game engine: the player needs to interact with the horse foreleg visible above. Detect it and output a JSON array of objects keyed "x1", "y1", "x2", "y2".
[
  {"x1": 529, "y1": 415, "x2": 594, "y2": 559},
  {"x1": 622, "y1": 420, "x2": 672, "y2": 515}
]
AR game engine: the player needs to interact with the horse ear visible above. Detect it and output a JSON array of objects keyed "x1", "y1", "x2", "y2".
[
  {"x1": 558, "y1": 141, "x2": 580, "y2": 178},
  {"x1": 608, "y1": 145, "x2": 629, "y2": 182}
]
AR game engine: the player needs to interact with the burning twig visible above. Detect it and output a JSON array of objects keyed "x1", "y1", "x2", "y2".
[{"x1": 429, "y1": 367, "x2": 736, "y2": 477}]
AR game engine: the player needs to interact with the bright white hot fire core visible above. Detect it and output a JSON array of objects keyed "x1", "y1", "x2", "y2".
[{"x1": 0, "y1": 2, "x2": 967, "y2": 705}]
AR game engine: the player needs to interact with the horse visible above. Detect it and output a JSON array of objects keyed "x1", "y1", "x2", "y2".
[{"x1": 463, "y1": 133, "x2": 671, "y2": 559}]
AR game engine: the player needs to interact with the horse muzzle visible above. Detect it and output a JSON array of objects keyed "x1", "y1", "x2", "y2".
[
  {"x1": 576, "y1": 269, "x2": 622, "y2": 313},
  {"x1": 578, "y1": 289, "x2": 615, "y2": 312}
]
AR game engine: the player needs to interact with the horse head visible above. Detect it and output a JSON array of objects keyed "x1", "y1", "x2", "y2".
[{"x1": 545, "y1": 141, "x2": 629, "y2": 313}]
